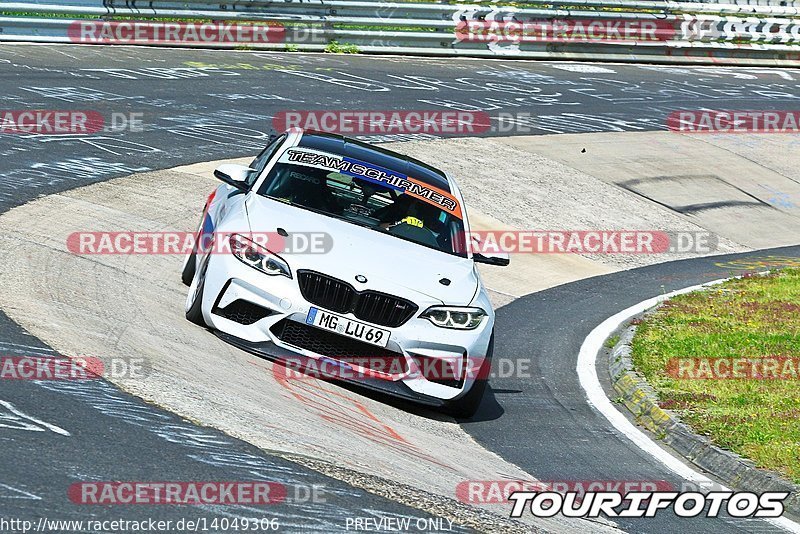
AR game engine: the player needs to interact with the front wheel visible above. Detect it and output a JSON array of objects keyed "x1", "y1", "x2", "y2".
[
  {"x1": 185, "y1": 251, "x2": 210, "y2": 327},
  {"x1": 441, "y1": 333, "x2": 494, "y2": 419},
  {"x1": 180, "y1": 249, "x2": 197, "y2": 287},
  {"x1": 181, "y1": 211, "x2": 207, "y2": 286}
]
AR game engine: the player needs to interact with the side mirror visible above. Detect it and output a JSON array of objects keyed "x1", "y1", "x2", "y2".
[
  {"x1": 214, "y1": 164, "x2": 255, "y2": 190},
  {"x1": 468, "y1": 232, "x2": 510, "y2": 266},
  {"x1": 474, "y1": 252, "x2": 510, "y2": 266}
]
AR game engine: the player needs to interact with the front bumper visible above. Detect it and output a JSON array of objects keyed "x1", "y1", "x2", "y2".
[
  {"x1": 216, "y1": 332, "x2": 454, "y2": 408},
  {"x1": 200, "y1": 252, "x2": 494, "y2": 403}
]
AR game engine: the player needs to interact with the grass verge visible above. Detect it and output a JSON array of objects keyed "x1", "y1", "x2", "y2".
[{"x1": 631, "y1": 269, "x2": 800, "y2": 484}]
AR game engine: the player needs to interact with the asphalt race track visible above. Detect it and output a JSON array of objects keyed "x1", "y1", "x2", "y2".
[
  {"x1": 468, "y1": 245, "x2": 800, "y2": 533},
  {"x1": 2, "y1": 44, "x2": 800, "y2": 533},
  {"x1": 0, "y1": 341, "x2": 475, "y2": 532},
  {"x1": 4, "y1": 45, "x2": 800, "y2": 211}
]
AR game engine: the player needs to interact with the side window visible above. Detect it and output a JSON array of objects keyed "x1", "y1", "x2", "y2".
[{"x1": 248, "y1": 135, "x2": 286, "y2": 187}]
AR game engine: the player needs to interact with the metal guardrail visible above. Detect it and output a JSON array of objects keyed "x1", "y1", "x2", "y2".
[{"x1": 2, "y1": 1, "x2": 800, "y2": 65}]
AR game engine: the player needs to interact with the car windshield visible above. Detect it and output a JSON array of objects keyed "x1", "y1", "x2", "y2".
[{"x1": 257, "y1": 147, "x2": 467, "y2": 257}]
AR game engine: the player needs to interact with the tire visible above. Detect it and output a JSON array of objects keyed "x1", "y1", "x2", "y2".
[
  {"x1": 181, "y1": 249, "x2": 196, "y2": 286},
  {"x1": 181, "y1": 211, "x2": 206, "y2": 286},
  {"x1": 442, "y1": 332, "x2": 494, "y2": 419},
  {"x1": 185, "y1": 252, "x2": 210, "y2": 327}
]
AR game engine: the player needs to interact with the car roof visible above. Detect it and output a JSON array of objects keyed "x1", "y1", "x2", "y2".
[{"x1": 297, "y1": 131, "x2": 452, "y2": 192}]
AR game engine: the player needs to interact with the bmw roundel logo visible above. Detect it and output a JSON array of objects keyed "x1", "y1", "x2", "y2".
[{"x1": 355, "y1": 275, "x2": 368, "y2": 283}]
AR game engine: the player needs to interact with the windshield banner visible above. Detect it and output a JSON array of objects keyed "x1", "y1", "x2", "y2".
[{"x1": 278, "y1": 147, "x2": 463, "y2": 219}]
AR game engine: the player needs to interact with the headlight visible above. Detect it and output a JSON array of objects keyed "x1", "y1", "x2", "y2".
[
  {"x1": 421, "y1": 306, "x2": 486, "y2": 330},
  {"x1": 230, "y1": 233, "x2": 291, "y2": 278}
]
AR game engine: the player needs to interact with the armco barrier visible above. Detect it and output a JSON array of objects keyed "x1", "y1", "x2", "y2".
[{"x1": 2, "y1": 1, "x2": 800, "y2": 65}]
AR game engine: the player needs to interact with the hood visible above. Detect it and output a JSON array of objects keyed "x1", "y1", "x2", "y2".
[{"x1": 245, "y1": 195, "x2": 478, "y2": 306}]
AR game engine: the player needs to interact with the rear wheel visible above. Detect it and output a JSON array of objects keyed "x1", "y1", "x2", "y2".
[{"x1": 442, "y1": 333, "x2": 493, "y2": 419}]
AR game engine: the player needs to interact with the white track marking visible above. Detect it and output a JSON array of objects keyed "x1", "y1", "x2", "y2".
[
  {"x1": 576, "y1": 278, "x2": 800, "y2": 533},
  {"x1": 0, "y1": 400, "x2": 70, "y2": 436},
  {"x1": 551, "y1": 64, "x2": 617, "y2": 73},
  {"x1": 0, "y1": 483, "x2": 41, "y2": 500},
  {"x1": 0, "y1": 341, "x2": 55, "y2": 353}
]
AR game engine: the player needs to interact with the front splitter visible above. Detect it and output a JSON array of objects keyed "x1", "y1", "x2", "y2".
[{"x1": 214, "y1": 330, "x2": 458, "y2": 409}]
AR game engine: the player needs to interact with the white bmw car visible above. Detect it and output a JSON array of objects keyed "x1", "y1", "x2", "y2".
[{"x1": 182, "y1": 130, "x2": 508, "y2": 417}]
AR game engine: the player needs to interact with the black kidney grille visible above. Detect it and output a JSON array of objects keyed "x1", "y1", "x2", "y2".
[
  {"x1": 298, "y1": 271, "x2": 418, "y2": 328},
  {"x1": 355, "y1": 292, "x2": 417, "y2": 328},
  {"x1": 297, "y1": 271, "x2": 354, "y2": 313}
]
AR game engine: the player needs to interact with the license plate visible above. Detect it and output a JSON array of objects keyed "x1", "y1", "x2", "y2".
[{"x1": 305, "y1": 307, "x2": 390, "y2": 348}]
